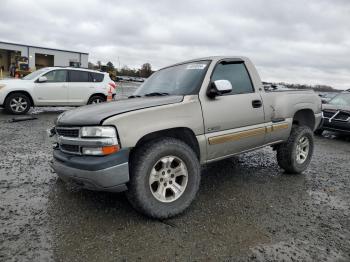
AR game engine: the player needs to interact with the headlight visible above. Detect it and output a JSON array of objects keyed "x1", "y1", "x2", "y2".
[
  {"x1": 80, "y1": 126, "x2": 119, "y2": 155},
  {"x1": 81, "y1": 126, "x2": 116, "y2": 138}
]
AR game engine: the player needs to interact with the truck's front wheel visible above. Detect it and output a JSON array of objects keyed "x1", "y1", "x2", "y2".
[
  {"x1": 126, "y1": 138, "x2": 201, "y2": 219},
  {"x1": 276, "y1": 126, "x2": 314, "y2": 174}
]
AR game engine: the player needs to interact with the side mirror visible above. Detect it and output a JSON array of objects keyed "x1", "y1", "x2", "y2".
[
  {"x1": 207, "y1": 80, "x2": 232, "y2": 98},
  {"x1": 37, "y1": 76, "x2": 48, "y2": 83}
]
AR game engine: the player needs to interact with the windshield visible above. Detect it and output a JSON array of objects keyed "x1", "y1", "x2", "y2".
[
  {"x1": 134, "y1": 61, "x2": 210, "y2": 96},
  {"x1": 23, "y1": 68, "x2": 50, "y2": 80},
  {"x1": 328, "y1": 93, "x2": 350, "y2": 106}
]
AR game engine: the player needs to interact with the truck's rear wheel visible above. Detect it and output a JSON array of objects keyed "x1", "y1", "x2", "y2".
[
  {"x1": 4, "y1": 93, "x2": 31, "y2": 115},
  {"x1": 276, "y1": 126, "x2": 314, "y2": 174},
  {"x1": 126, "y1": 138, "x2": 201, "y2": 219}
]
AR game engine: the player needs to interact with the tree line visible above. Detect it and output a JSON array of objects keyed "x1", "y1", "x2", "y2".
[
  {"x1": 262, "y1": 82, "x2": 340, "y2": 92},
  {"x1": 88, "y1": 61, "x2": 154, "y2": 78}
]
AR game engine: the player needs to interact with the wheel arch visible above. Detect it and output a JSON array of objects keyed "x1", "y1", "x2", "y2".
[
  {"x1": 89, "y1": 93, "x2": 107, "y2": 100},
  {"x1": 292, "y1": 109, "x2": 315, "y2": 130},
  {"x1": 5, "y1": 91, "x2": 34, "y2": 106},
  {"x1": 130, "y1": 127, "x2": 201, "y2": 161}
]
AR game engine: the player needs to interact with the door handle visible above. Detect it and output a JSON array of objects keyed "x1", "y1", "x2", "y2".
[{"x1": 252, "y1": 100, "x2": 262, "y2": 108}]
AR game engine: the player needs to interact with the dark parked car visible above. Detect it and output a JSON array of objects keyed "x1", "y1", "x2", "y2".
[{"x1": 316, "y1": 92, "x2": 350, "y2": 135}]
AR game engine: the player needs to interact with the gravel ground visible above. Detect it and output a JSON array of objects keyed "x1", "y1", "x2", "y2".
[{"x1": 0, "y1": 83, "x2": 349, "y2": 261}]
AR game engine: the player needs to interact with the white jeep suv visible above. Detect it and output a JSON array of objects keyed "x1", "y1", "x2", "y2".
[{"x1": 0, "y1": 67, "x2": 116, "y2": 114}]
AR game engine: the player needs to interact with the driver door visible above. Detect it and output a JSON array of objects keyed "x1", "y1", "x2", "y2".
[
  {"x1": 201, "y1": 61, "x2": 266, "y2": 161},
  {"x1": 34, "y1": 69, "x2": 69, "y2": 105}
]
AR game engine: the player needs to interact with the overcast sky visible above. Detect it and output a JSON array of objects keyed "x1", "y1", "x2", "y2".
[{"x1": 1, "y1": 0, "x2": 349, "y2": 89}]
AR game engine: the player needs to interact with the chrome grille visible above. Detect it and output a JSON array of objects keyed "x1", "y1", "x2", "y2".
[
  {"x1": 56, "y1": 127, "x2": 81, "y2": 154},
  {"x1": 323, "y1": 110, "x2": 336, "y2": 118},
  {"x1": 323, "y1": 110, "x2": 350, "y2": 122},
  {"x1": 56, "y1": 127, "x2": 80, "y2": 138},
  {"x1": 335, "y1": 112, "x2": 350, "y2": 121}
]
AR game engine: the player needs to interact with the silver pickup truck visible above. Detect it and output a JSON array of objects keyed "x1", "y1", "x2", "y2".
[{"x1": 51, "y1": 56, "x2": 322, "y2": 219}]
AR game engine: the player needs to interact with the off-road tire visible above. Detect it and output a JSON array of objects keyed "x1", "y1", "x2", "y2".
[
  {"x1": 4, "y1": 93, "x2": 31, "y2": 115},
  {"x1": 277, "y1": 125, "x2": 314, "y2": 174},
  {"x1": 126, "y1": 138, "x2": 201, "y2": 219},
  {"x1": 87, "y1": 95, "x2": 106, "y2": 104}
]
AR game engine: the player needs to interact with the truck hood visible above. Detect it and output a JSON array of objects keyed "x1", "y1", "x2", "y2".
[
  {"x1": 322, "y1": 103, "x2": 350, "y2": 112},
  {"x1": 56, "y1": 96, "x2": 184, "y2": 126}
]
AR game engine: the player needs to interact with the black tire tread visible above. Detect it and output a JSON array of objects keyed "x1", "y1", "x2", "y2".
[
  {"x1": 4, "y1": 93, "x2": 31, "y2": 115},
  {"x1": 277, "y1": 125, "x2": 314, "y2": 174},
  {"x1": 126, "y1": 138, "x2": 200, "y2": 219},
  {"x1": 87, "y1": 95, "x2": 106, "y2": 104}
]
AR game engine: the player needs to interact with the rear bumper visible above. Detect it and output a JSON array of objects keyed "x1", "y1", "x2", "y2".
[{"x1": 52, "y1": 149, "x2": 130, "y2": 192}]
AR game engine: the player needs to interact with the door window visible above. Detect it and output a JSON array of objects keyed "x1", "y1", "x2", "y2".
[
  {"x1": 211, "y1": 62, "x2": 254, "y2": 95},
  {"x1": 43, "y1": 70, "x2": 67, "y2": 82},
  {"x1": 89, "y1": 72, "x2": 104, "y2": 82},
  {"x1": 69, "y1": 70, "x2": 89, "y2": 82}
]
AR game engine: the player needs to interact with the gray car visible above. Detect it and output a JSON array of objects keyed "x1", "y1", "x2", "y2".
[
  {"x1": 51, "y1": 56, "x2": 322, "y2": 219},
  {"x1": 316, "y1": 92, "x2": 350, "y2": 135}
]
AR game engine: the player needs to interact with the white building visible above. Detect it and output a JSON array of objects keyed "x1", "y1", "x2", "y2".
[{"x1": 0, "y1": 41, "x2": 88, "y2": 73}]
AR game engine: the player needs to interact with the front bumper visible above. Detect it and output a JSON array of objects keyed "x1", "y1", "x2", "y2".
[
  {"x1": 52, "y1": 149, "x2": 130, "y2": 192},
  {"x1": 318, "y1": 111, "x2": 350, "y2": 134},
  {"x1": 322, "y1": 120, "x2": 350, "y2": 134}
]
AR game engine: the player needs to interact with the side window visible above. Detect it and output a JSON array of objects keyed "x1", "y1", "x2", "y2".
[
  {"x1": 69, "y1": 70, "x2": 89, "y2": 82},
  {"x1": 43, "y1": 70, "x2": 67, "y2": 82},
  {"x1": 211, "y1": 62, "x2": 254, "y2": 95},
  {"x1": 90, "y1": 72, "x2": 104, "y2": 82}
]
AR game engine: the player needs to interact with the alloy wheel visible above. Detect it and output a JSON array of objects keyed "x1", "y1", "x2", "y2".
[
  {"x1": 296, "y1": 136, "x2": 310, "y2": 164},
  {"x1": 10, "y1": 97, "x2": 28, "y2": 113},
  {"x1": 149, "y1": 156, "x2": 188, "y2": 203}
]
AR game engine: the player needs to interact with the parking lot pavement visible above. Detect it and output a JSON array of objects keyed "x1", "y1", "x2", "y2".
[{"x1": 0, "y1": 103, "x2": 349, "y2": 261}]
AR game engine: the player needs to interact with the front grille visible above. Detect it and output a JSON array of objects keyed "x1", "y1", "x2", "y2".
[
  {"x1": 56, "y1": 128, "x2": 80, "y2": 137},
  {"x1": 335, "y1": 112, "x2": 350, "y2": 121},
  {"x1": 60, "y1": 144, "x2": 80, "y2": 154},
  {"x1": 323, "y1": 110, "x2": 336, "y2": 118}
]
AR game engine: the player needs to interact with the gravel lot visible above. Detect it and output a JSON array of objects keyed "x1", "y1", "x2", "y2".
[{"x1": 0, "y1": 83, "x2": 349, "y2": 261}]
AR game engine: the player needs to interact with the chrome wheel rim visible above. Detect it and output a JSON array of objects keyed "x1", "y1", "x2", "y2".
[
  {"x1": 296, "y1": 136, "x2": 309, "y2": 164},
  {"x1": 10, "y1": 97, "x2": 28, "y2": 113},
  {"x1": 149, "y1": 156, "x2": 188, "y2": 203}
]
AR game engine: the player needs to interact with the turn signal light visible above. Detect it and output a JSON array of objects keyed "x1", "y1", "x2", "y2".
[
  {"x1": 102, "y1": 145, "x2": 119, "y2": 155},
  {"x1": 82, "y1": 145, "x2": 120, "y2": 156}
]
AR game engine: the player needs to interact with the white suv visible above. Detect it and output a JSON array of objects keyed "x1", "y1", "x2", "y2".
[{"x1": 0, "y1": 67, "x2": 116, "y2": 114}]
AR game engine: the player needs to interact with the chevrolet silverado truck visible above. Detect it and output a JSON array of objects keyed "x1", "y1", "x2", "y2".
[{"x1": 51, "y1": 56, "x2": 322, "y2": 219}]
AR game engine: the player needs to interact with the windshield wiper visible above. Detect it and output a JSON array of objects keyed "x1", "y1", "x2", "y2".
[
  {"x1": 144, "y1": 92, "x2": 169, "y2": 97},
  {"x1": 128, "y1": 95, "x2": 142, "y2": 99}
]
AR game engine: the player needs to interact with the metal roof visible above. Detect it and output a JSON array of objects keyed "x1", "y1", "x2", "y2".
[{"x1": 0, "y1": 41, "x2": 89, "y2": 55}]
